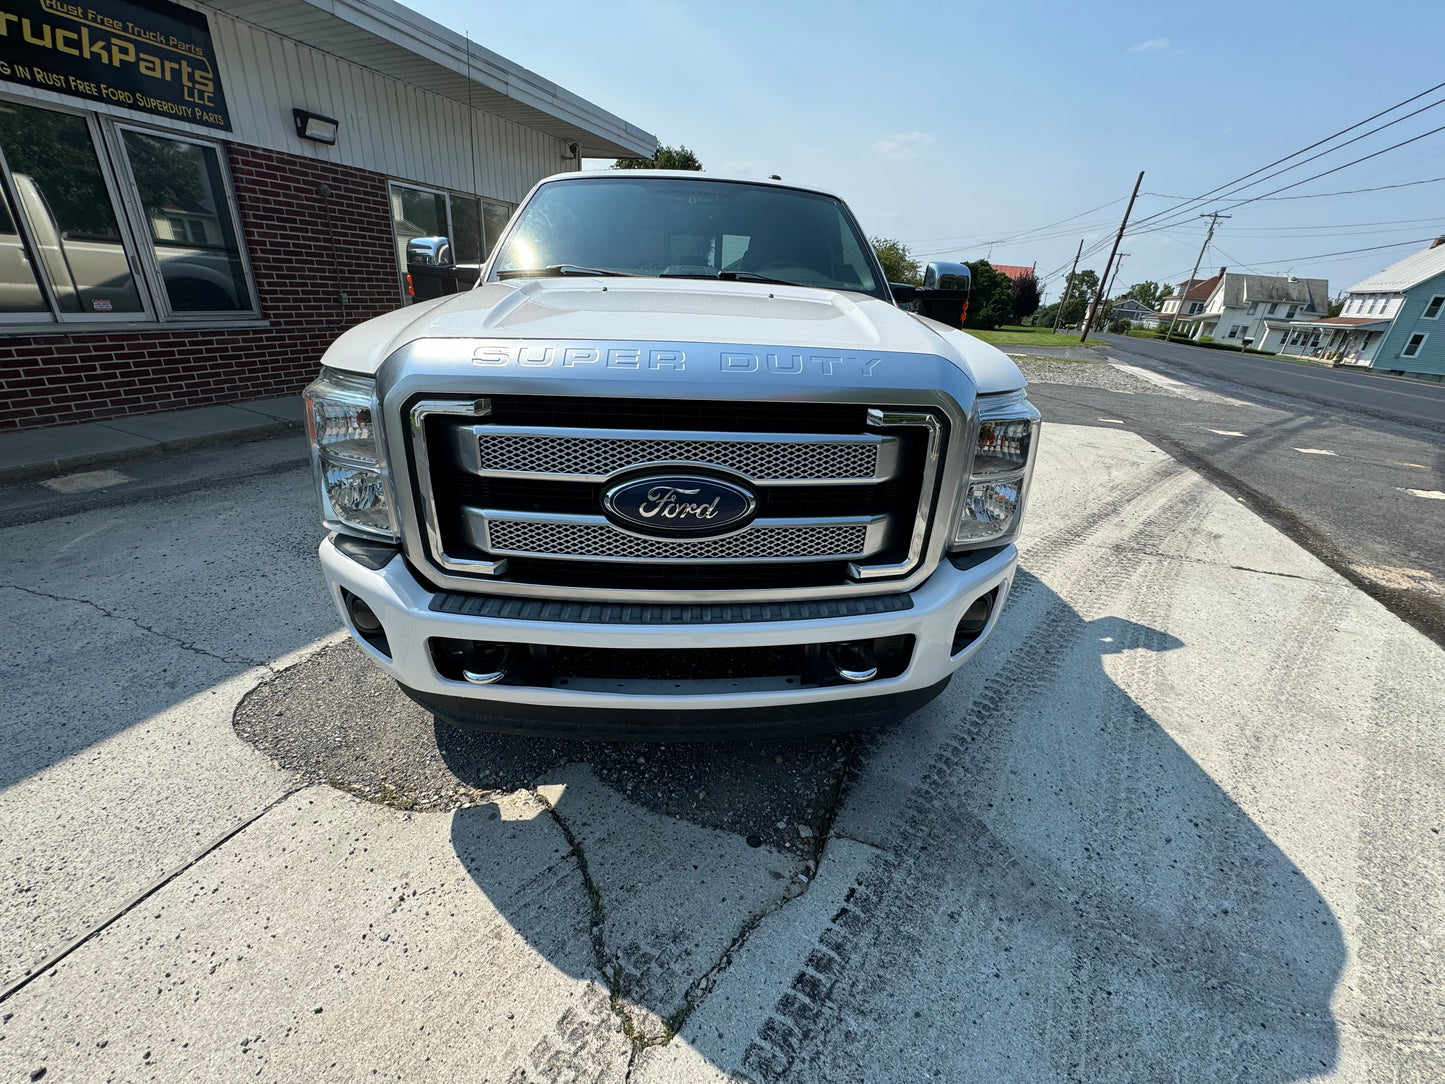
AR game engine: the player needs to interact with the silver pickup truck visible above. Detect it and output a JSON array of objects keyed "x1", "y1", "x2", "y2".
[{"x1": 304, "y1": 172, "x2": 1039, "y2": 738}]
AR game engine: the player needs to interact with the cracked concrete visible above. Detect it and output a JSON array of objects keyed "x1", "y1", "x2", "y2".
[
  {"x1": 0, "y1": 583, "x2": 278, "y2": 670},
  {"x1": 3, "y1": 426, "x2": 1443, "y2": 1082}
]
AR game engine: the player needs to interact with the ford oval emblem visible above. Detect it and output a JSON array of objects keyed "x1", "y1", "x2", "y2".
[{"x1": 602, "y1": 475, "x2": 758, "y2": 539}]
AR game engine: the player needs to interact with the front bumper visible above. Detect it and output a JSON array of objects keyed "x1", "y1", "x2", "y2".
[{"x1": 320, "y1": 537, "x2": 1016, "y2": 734}]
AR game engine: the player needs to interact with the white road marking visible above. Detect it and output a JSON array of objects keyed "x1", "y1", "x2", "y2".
[
  {"x1": 1400, "y1": 488, "x2": 1445, "y2": 500},
  {"x1": 41, "y1": 469, "x2": 134, "y2": 494},
  {"x1": 1109, "y1": 362, "x2": 1189, "y2": 390},
  {"x1": 1097, "y1": 418, "x2": 1125, "y2": 424},
  {"x1": 1294, "y1": 448, "x2": 1338, "y2": 456},
  {"x1": 1389, "y1": 461, "x2": 1429, "y2": 470},
  {"x1": 1207, "y1": 429, "x2": 1246, "y2": 436}
]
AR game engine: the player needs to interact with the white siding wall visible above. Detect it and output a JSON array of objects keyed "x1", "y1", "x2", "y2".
[{"x1": 0, "y1": 5, "x2": 568, "y2": 205}]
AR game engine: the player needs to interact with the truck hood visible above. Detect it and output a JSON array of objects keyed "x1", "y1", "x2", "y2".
[{"x1": 322, "y1": 277, "x2": 1025, "y2": 394}]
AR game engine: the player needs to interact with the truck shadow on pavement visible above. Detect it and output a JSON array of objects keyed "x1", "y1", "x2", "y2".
[{"x1": 438, "y1": 570, "x2": 1345, "y2": 1082}]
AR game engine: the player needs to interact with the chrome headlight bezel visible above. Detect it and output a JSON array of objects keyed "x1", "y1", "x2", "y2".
[
  {"x1": 303, "y1": 368, "x2": 399, "y2": 541},
  {"x1": 950, "y1": 391, "x2": 1041, "y2": 552}
]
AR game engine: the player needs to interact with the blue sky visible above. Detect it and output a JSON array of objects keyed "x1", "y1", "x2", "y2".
[{"x1": 411, "y1": 0, "x2": 1445, "y2": 301}]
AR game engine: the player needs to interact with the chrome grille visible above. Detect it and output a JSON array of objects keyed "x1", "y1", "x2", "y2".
[
  {"x1": 473, "y1": 513, "x2": 878, "y2": 563},
  {"x1": 408, "y1": 396, "x2": 944, "y2": 596},
  {"x1": 479, "y1": 433, "x2": 877, "y2": 479},
  {"x1": 459, "y1": 426, "x2": 897, "y2": 484}
]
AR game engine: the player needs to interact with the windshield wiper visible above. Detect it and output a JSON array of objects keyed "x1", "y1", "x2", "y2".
[
  {"x1": 497, "y1": 264, "x2": 631, "y2": 279},
  {"x1": 659, "y1": 270, "x2": 803, "y2": 288}
]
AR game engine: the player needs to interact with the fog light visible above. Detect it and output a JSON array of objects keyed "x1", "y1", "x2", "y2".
[
  {"x1": 343, "y1": 591, "x2": 390, "y2": 657},
  {"x1": 952, "y1": 591, "x2": 996, "y2": 655}
]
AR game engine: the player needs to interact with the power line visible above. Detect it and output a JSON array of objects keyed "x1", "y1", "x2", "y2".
[
  {"x1": 1165, "y1": 95, "x2": 1445, "y2": 220},
  {"x1": 902, "y1": 195, "x2": 1128, "y2": 251},
  {"x1": 1230, "y1": 236, "x2": 1438, "y2": 267},
  {"x1": 1124, "y1": 79, "x2": 1445, "y2": 233},
  {"x1": 1144, "y1": 175, "x2": 1445, "y2": 203},
  {"x1": 1127, "y1": 122, "x2": 1445, "y2": 242}
]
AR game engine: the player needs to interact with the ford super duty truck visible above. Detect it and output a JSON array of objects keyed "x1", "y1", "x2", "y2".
[{"x1": 304, "y1": 171, "x2": 1040, "y2": 738}]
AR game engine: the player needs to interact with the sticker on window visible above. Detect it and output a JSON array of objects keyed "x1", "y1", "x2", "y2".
[{"x1": 91, "y1": 299, "x2": 114, "y2": 313}]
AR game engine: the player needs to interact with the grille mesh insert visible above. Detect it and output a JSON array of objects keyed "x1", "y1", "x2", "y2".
[
  {"x1": 485, "y1": 520, "x2": 869, "y2": 561},
  {"x1": 477, "y1": 434, "x2": 877, "y2": 480}
]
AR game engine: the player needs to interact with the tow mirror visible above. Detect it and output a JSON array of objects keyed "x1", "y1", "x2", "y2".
[
  {"x1": 900, "y1": 261, "x2": 971, "y2": 328},
  {"x1": 406, "y1": 235, "x2": 453, "y2": 267}
]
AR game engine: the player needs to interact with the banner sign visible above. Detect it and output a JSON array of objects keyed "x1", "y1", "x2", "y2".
[{"x1": 0, "y1": 0, "x2": 230, "y2": 130}]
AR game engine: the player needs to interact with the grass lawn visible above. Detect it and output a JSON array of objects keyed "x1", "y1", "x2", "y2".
[{"x1": 967, "y1": 325, "x2": 1092, "y2": 347}]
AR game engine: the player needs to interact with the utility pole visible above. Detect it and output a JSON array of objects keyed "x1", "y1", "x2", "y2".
[
  {"x1": 1052, "y1": 237, "x2": 1085, "y2": 334},
  {"x1": 1080, "y1": 171, "x2": 1143, "y2": 345},
  {"x1": 1163, "y1": 211, "x2": 1230, "y2": 344},
  {"x1": 1097, "y1": 253, "x2": 1129, "y2": 331}
]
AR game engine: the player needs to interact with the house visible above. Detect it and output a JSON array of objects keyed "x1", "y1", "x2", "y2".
[
  {"x1": 1186, "y1": 270, "x2": 1329, "y2": 346},
  {"x1": 990, "y1": 263, "x2": 1037, "y2": 283},
  {"x1": 1279, "y1": 238, "x2": 1445, "y2": 380},
  {"x1": 1139, "y1": 270, "x2": 1223, "y2": 329},
  {"x1": 1108, "y1": 298, "x2": 1153, "y2": 324}
]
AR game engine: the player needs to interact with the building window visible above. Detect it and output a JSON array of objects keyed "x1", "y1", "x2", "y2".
[
  {"x1": 1227, "y1": 325, "x2": 1240, "y2": 338},
  {"x1": 1402, "y1": 333, "x2": 1428, "y2": 358},
  {"x1": 118, "y1": 128, "x2": 253, "y2": 312},
  {"x1": 1423, "y1": 295, "x2": 1445, "y2": 320},
  {"x1": 1286, "y1": 305, "x2": 1298, "y2": 318},
  {"x1": 389, "y1": 181, "x2": 515, "y2": 302},
  {"x1": 1267, "y1": 303, "x2": 1278, "y2": 316},
  {"x1": 0, "y1": 99, "x2": 255, "y2": 323}
]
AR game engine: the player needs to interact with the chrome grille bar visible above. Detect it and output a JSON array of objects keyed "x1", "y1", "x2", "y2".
[{"x1": 453, "y1": 425, "x2": 899, "y2": 484}]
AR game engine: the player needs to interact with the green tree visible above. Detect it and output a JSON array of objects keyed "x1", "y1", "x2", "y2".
[
  {"x1": 614, "y1": 144, "x2": 703, "y2": 170},
  {"x1": 1126, "y1": 280, "x2": 1165, "y2": 310},
  {"x1": 1067, "y1": 269, "x2": 1100, "y2": 309},
  {"x1": 871, "y1": 237, "x2": 922, "y2": 286},
  {"x1": 963, "y1": 260, "x2": 1015, "y2": 331},
  {"x1": 1328, "y1": 296, "x2": 1345, "y2": 317},
  {"x1": 1011, "y1": 271, "x2": 1041, "y2": 322}
]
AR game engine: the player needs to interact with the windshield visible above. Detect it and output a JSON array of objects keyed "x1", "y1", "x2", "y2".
[{"x1": 489, "y1": 177, "x2": 884, "y2": 297}]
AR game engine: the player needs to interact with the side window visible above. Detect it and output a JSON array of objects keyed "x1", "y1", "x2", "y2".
[
  {"x1": 119, "y1": 129, "x2": 252, "y2": 313},
  {"x1": 390, "y1": 184, "x2": 516, "y2": 300},
  {"x1": 1422, "y1": 295, "x2": 1444, "y2": 320},
  {"x1": 481, "y1": 198, "x2": 513, "y2": 259},
  {"x1": 0, "y1": 102, "x2": 144, "y2": 315},
  {"x1": 1402, "y1": 333, "x2": 1427, "y2": 357},
  {"x1": 0, "y1": 184, "x2": 47, "y2": 314}
]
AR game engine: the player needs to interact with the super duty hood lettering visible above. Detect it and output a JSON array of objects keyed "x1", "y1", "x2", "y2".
[{"x1": 470, "y1": 343, "x2": 883, "y2": 377}]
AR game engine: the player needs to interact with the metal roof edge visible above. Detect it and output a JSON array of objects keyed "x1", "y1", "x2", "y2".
[{"x1": 254, "y1": 0, "x2": 656, "y2": 157}]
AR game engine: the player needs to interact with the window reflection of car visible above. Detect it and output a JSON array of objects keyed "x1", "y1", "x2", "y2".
[{"x1": 12, "y1": 173, "x2": 246, "y2": 313}]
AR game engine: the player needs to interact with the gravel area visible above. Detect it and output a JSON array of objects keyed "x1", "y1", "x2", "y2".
[
  {"x1": 234, "y1": 638, "x2": 863, "y2": 855},
  {"x1": 1013, "y1": 354, "x2": 1168, "y2": 395}
]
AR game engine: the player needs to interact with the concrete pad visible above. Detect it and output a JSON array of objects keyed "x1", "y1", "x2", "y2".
[
  {"x1": 633, "y1": 423, "x2": 1443, "y2": 1081},
  {"x1": 40, "y1": 468, "x2": 134, "y2": 493},
  {"x1": 0, "y1": 421, "x2": 151, "y2": 474},
  {"x1": 0, "y1": 463, "x2": 337, "y2": 986},
  {"x1": 532, "y1": 763, "x2": 803, "y2": 1028},
  {"x1": 102, "y1": 403, "x2": 287, "y2": 445},
  {"x1": 0, "y1": 786, "x2": 632, "y2": 1082},
  {"x1": 237, "y1": 396, "x2": 306, "y2": 423}
]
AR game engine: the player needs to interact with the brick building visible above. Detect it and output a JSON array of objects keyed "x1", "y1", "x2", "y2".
[{"x1": 0, "y1": 0, "x2": 654, "y2": 431}]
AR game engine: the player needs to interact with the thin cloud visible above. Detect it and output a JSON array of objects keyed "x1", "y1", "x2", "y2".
[
  {"x1": 1127, "y1": 38, "x2": 1170, "y2": 54},
  {"x1": 871, "y1": 132, "x2": 934, "y2": 161}
]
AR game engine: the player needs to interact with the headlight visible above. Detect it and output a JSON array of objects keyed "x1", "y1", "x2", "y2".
[
  {"x1": 951, "y1": 393, "x2": 1040, "y2": 551},
  {"x1": 303, "y1": 368, "x2": 398, "y2": 540}
]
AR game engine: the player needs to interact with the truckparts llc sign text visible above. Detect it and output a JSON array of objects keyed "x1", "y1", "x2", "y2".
[{"x1": 0, "y1": 0, "x2": 229, "y2": 129}]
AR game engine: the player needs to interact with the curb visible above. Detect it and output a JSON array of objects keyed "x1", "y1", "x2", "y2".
[{"x1": 0, "y1": 418, "x2": 305, "y2": 487}]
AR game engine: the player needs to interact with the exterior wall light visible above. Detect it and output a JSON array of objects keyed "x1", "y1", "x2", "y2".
[{"x1": 293, "y1": 109, "x2": 339, "y2": 145}]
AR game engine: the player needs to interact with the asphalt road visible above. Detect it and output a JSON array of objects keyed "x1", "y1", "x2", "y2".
[
  {"x1": 1022, "y1": 342, "x2": 1445, "y2": 647},
  {"x1": 2, "y1": 424, "x2": 1441, "y2": 1082},
  {"x1": 1092, "y1": 331, "x2": 1445, "y2": 433}
]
